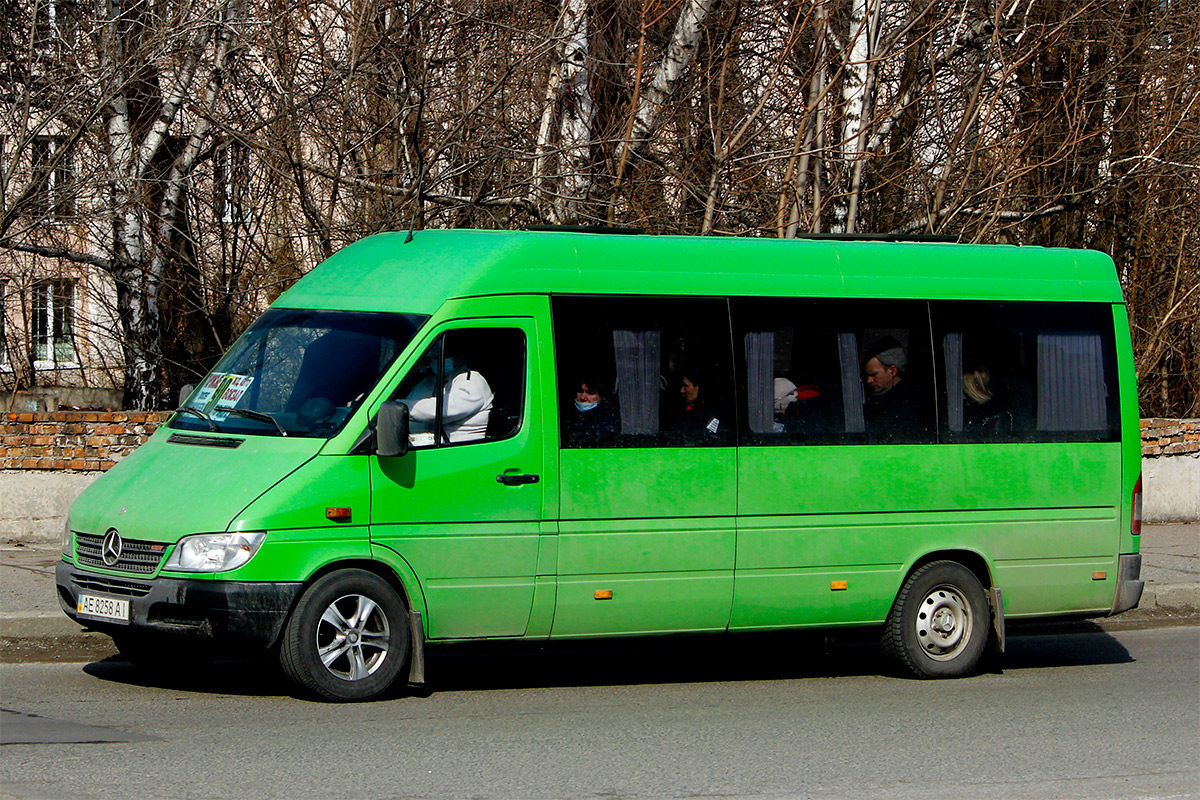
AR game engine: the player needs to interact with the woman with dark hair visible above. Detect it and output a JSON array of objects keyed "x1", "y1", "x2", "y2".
[
  {"x1": 673, "y1": 366, "x2": 723, "y2": 441},
  {"x1": 566, "y1": 375, "x2": 619, "y2": 443}
]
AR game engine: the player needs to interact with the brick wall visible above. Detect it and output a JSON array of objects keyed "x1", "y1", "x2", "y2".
[
  {"x1": 0, "y1": 412, "x2": 171, "y2": 471},
  {"x1": 1141, "y1": 419, "x2": 1200, "y2": 458},
  {"x1": 2, "y1": 412, "x2": 1198, "y2": 472}
]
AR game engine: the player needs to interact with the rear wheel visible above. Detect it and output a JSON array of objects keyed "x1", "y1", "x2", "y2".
[
  {"x1": 883, "y1": 560, "x2": 989, "y2": 678},
  {"x1": 280, "y1": 569, "x2": 410, "y2": 701}
]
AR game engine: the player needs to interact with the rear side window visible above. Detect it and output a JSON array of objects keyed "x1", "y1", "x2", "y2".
[
  {"x1": 552, "y1": 296, "x2": 735, "y2": 447},
  {"x1": 931, "y1": 302, "x2": 1119, "y2": 443},
  {"x1": 731, "y1": 298, "x2": 936, "y2": 445}
]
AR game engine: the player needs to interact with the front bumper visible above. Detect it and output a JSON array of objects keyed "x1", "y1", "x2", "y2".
[
  {"x1": 56, "y1": 560, "x2": 302, "y2": 651},
  {"x1": 1109, "y1": 553, "x2": 1144, "y2": 615}
]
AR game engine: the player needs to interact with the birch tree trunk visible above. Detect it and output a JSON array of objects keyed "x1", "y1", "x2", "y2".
[
  {"x1": 532, "y1": 0, "x2": 594, "y2": 223},
  {"x1": 613, "y1": 0, "x2": 716, "y2": 169},
  {"x1": 99, "y1": 0, "x2": 241, "y2": 409},
  {"x1": 831, "y1": 0, "x2": 880, "y2": 234},
  {"x1": 555, "y1": 0, "x2": 595, "y2": 223}
]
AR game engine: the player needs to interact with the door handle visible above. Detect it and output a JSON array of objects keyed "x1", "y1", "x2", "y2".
[{"x1": 496, "y1": 473, "x2": 539, "y2": 486}]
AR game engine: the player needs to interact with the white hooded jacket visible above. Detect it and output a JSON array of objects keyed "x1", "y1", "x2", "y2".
[{"x1": 405, "y1": 365, "x2": 493, "y2": 444}]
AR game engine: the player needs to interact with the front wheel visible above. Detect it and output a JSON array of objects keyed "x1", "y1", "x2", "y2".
[
  {"x1": 280, "y1": 569, "x2": 410, "y2": 701},
  {"x1": 882, "y1": 560, "x2": 989, "y2": 678}
]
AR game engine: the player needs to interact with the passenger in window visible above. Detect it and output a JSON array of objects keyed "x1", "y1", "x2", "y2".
[
  {"x1": 862, "y1": 337, "x2": 921, "y2": 437},
  {"x1": 566, "y1": 376, "x2": 619, "y2": 442},
  {"x1": 775, "y1": 376, "x2": 829, "y2": 435},
  {"x1": 405, "y1": 353, "x2": 493, "y2": 445},
  {"x1": 963, "y1": 366, "x2": 1013, "y2": 435},
  {"x1": 673, "y1": 367, "x2": 723, "y2": 441}
]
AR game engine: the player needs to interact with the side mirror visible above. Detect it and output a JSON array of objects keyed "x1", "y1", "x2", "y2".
[
  {"x1": 179, "y1": 384, "x2": 195, "y2": 406},
  {"x1": 376, "y1": 401, "x2": 410, "y2": 458}
]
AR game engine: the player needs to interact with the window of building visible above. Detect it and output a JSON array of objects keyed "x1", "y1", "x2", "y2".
[
  {"x1": 931, "y1": 301, "x2": 1120, "y2": 443},
  {"x1": 32, "y1": 280, "x2": 76, "y2": 365},
  {"x1": 32, "y1": 136, "x2": 75, "y2": 218},
  {"x1": 731, "y1": 298, "x2": 936, "y2": 446},
  {"x1": 391, "y1": 328, "x2": 526, "y2": 448},
  {"x1": 553, "y1": 296, "x2": 735, "y2": 448}
]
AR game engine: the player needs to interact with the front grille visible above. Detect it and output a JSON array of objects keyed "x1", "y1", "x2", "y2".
[
  {"x1": 72, "y1": 574, "x2": 153, "y2": 597},
  {"x1": 76, "y1": 532, "x2": 166, "y2": 574}
]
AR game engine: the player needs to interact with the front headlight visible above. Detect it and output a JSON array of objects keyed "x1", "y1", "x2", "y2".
[
  {"x1": 164, "y1": 532, "x2": 267, "y2": 573},
  {"x1": 61, "y1": 516, "x2": 73, "y2": 558}
]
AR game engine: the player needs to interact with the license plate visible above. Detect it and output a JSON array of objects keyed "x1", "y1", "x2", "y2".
[{"x1": 77, "y1": 594, "x2": 130, "y2": 623}]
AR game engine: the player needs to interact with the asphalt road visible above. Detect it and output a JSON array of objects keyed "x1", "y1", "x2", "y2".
[{"x1": 1, "y1": 625, "x2": 1197, "y2": 800}]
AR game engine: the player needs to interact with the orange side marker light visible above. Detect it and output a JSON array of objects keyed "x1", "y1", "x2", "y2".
[
  {"x1": 594, "y1": 590, "x2": 614, "y2": 600},
  {"x1": 326, "y1": 507, "x2": 352, "y2": 521},
  {"x1": 830, "y1": 580, "x2": 848, "y2": 591}
]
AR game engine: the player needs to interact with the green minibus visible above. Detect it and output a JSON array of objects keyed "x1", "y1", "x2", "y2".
[{"x1": 57, "y1": 229, "x2": 1144, "y2": 700}]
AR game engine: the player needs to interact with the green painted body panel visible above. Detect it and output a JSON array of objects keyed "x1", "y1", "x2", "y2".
[
  {"x1": 203, "y1": 454, "x2": 374, "y2": 582},
  {"x1": 559, "y1": 448, "x2": 736, "y2": 519},
  {"x1": 554, "y1": 517, "x2": 734, "y2": 635},
  {"x1": 230, "y1": 454, "x2": 372, "y2": 532},
  {"x1": 372, "y1": 522, "x2": 540, "y2": 639},
  {"x1": 554, "y1": 448, "x2": 737, "y2": 635},
  {"x1": 275, "y1": 230, "x2": 1122, "y2": 316},
  {"x1": 69, "y1": 428, "x2": 322, "y2": 542},
  {"x1": 734, "y1": 443, "x2": 1121, "y2": 623},
  {"x1": 1114, "y1": 304, "x2": 1142, "y2": 557},
  {"x1": 737, "y1": 443, "x2": 1120, "y2": 516},
  {"x1": 367, "y1": 308, "x2": 552, "y2": 640}
]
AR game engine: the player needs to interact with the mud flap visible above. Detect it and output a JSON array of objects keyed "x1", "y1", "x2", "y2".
[
  {"x1": 407, "y1": 609, "x2": 426, "y2": 685},
  {"x1": 988, "y1": 586, "x2": 1005, "y2": 653}
]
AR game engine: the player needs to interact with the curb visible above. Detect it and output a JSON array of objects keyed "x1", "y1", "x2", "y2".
[
  {"x1": 1, "y1": 612, "x2": 94, "y2": 638},
  {"x1": 1136, "y1": 583, "x2": 1200, "y2": 615}
]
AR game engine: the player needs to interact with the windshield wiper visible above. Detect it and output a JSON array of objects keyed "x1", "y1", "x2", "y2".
[
  {"x1": 226, "y1": 408, "x2": 288, "y2": 436},
  {"x1": 174, "y1": 406, "x2": 221, "y2": 433}
]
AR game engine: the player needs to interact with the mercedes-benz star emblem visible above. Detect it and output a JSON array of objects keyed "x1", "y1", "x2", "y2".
[{"x1": 102, "y1": 529, "x2": 123, "y2": 567}]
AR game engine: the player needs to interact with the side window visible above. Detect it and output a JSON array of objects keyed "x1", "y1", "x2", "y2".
[
  {"x1": 932, "y1": 302, "x2": 1119, "y2": 443},
  {"x1": 553, "y1": 296, "x2": 735, "y2": 448},
  {"x1": 392, "y1": 328, "x2": 525, "y2": 448},
  {"x1": 731, "y1": 298, "x2": 936, "y2": 445}
]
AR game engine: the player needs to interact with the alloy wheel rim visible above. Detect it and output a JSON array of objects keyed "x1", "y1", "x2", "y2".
[{"x1": 315, "y1": 593, "x2": 390, "y2": 681}]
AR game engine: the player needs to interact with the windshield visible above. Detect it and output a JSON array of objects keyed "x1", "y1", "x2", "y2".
[{"x1": 172, "y1": 309, "x2": 427, "y2": 438}]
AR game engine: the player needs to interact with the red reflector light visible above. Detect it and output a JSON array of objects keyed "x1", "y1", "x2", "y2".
[
  {"x1": 326, "y1": 507, "x2": 352, "y2": 521},
  {"x1": 1131, "y1": 476, "x2": 1143, "y2": 536}
]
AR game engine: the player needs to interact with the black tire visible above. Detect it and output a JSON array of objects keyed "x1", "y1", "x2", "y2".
[
  {"x1": 882, "y1": 560, "x2": 989, "y2": 678},
  {"x1": 279, "y1": 569, "x2": 410, "y2": 701}
]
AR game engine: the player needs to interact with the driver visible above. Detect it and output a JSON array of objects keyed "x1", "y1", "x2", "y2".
[{"x1": 404, "y1": 353, "x2": 493, "y2": 445}]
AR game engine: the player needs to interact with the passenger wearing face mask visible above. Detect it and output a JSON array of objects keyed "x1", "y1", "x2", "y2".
[
  {"x1": 404, "y1": 351, "x2": 493, "y2": 445},
  {"x1": 565, "y1": 376, "x2": 619, "y2": 444}
]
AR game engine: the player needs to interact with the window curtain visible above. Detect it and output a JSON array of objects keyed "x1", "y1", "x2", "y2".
[
  {"x1": 838, "y1": 333, "x2": 865, "y2": 433},
  {"x1": 943, "y1": 332, "x2": 964, "y2": 432},
  {"x1": 613, "y1": 329, "x2": 661, "y2": 435},
  {"x1": 1037, "y1": 332, "x2": 1107, "y2": 431},
  {"x1": 744, "y1": 331, "x2": 775, "y2": 433}
]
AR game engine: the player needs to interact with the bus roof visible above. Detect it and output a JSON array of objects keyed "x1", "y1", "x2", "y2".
[{"x1": 275, "y1": 229, "x2": 1123, "y2": 314}]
